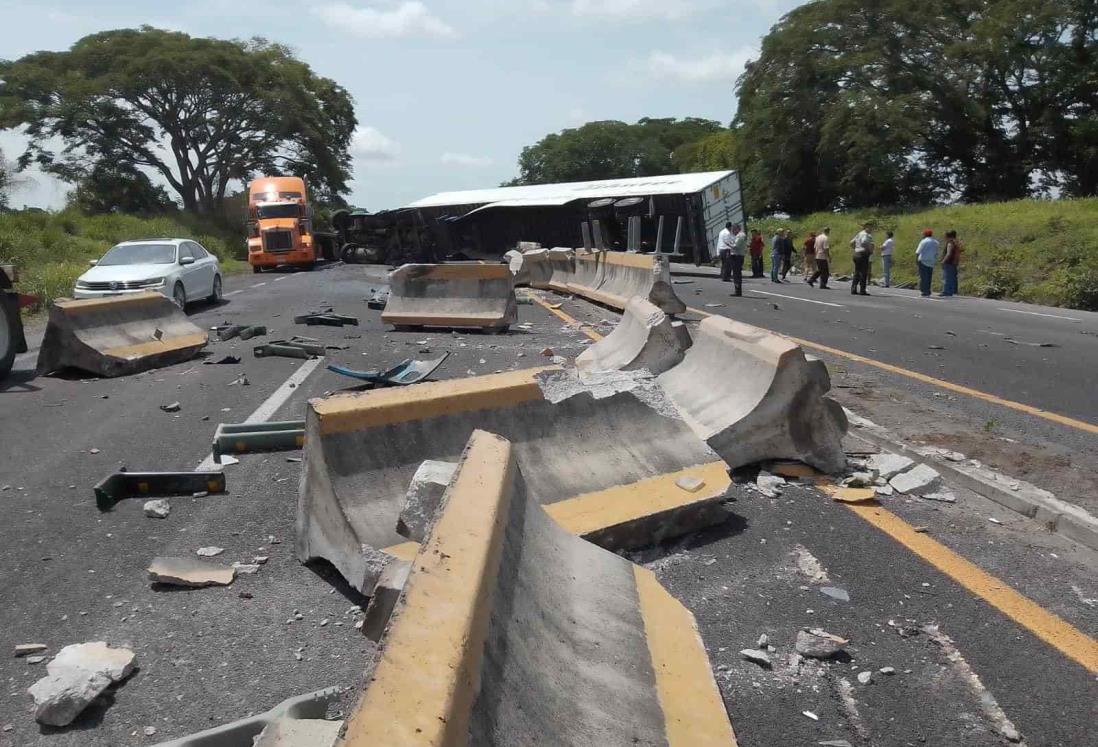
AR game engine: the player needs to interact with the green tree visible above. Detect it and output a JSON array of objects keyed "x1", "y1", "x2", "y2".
[
  {"x1": 0, "y1": 27, "x2": 356, "y2": 213},
  {"x1": 68, "y1": 163, "x2": 176, "y2": 215},
  {"x1": 508, "y1": 117, "x2": 723, "y2": 185}
]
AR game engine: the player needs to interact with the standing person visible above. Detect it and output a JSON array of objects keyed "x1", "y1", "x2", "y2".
[
  {"x1": 803, "y1": 232, "x2": 817, "y2": 280},
  {"x1": 780, "y1": 229, "x2": 794, "y2": 280},
  {"x1": 849, "y1": 223, "x2": 873, "y2": 296},
  {"x1": 941, "y1": 230, "x2": 961, "y2": 296},
  {"x1": 730, "y1": 223, "x2": 747, "y2": 295},
  {"x1": 717, "y1": 222, "x2": 735, "y2": 282},
  {"x1": 770, "y1": 229, "x2": 783, "y2": 282},
  {"x1": 880, "y1": 230, "x2": 895, "y2": 288},
  {"x1": 749, "y1": 229, "x2": 765, "y2": 278},
  {"x1": 808, "y1": 227, "x2": 831, "y2": 288},
  {"x1": 915, "y1": 228, "x2": 939, "y2": 297}
]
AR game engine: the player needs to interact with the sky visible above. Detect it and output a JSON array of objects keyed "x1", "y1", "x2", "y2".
[{"x1": 0, "y1": 0, "x2": 800, "y2": 211}]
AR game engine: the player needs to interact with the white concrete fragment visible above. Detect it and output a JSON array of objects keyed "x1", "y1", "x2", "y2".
[
  {"x1": 921, "y1": 490, "x2": 957, "y2": 503},
  {"x1": 739, "y1": 649, "x2": 772, "y2": 668},
  {"x1": 28, "y1": 642, "x2": 136, "y2": 726},
  {"x1": 232, "y1": 563, "x2": 262, "y2": 575},
  {"x1": 795, "y1": 629, "x2": 848, "y2": 659},
  {"x1": 143, "y1": 499, "x2": 170, "y2": 519},
  {"x1": 148, "y1": 557, "x2": 235, "y2": 587},
  {"x1": 874, "y1": 485, "x2": 895, "y2": 497},
  {"x1": 842, "y1": 471, "x2": 876, "y2": 488},
  {"x1": 867, "y1": 452, "x2": 915, "y2": 480},
  {"x1": 15, "y1": 644, "x2": 47, "y2": 657},
  {"x1": 196, "y1": 546, "x2": 224, "y2": 557},
  {"x1": 754, "y1": 472, "x2": 785, "y2": 498},
  {"x1": 857, "y1": 670, "x2": 872, "y2": 684},
  {"x1": 396, "y1": 460, "x2": 458, "y2": 542},
  {"x1": 889, "y1": 463, "x2": 942, "y2": 494},
  {"x1": 675, "y1": 476, "x2": 705, "y2": 493}
]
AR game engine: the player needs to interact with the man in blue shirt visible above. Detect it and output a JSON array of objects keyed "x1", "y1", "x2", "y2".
[{"x1": 915, "y1": 229, "x2": 940, "y2": 297}]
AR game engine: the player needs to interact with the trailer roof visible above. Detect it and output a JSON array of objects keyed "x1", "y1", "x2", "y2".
[{"x1": 405, "y1": 170, "x2": 735, "y2": 210}]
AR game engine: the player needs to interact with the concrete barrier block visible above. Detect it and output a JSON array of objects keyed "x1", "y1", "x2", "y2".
[
  {"x1": 382, "y1": 264, "x2": 517, "y2": 331},
  {"x1": 577, "y1": 297, "x2": 692, "y2": 376},
  {"x1": 540, "y1": 247, "x2": 575, "y2": 292},
  {"x1": 658, "y1": 315, "x2": 848, "y2": 473},
  {"x1": 338, "y1": 430, "x2": 736, "y2": 746},
  {"x1": 297, "y1": 367, "x2": 730, "y2": 594},
  {"x1": 506, "y1": 248, "x2": 551, "y2": 288},
  {"x1": 562, "y1": 251, "x2": 686, "y2": 315},
  {"x1": 36, "y1": 292, "x2": 207, "y2": 377}
]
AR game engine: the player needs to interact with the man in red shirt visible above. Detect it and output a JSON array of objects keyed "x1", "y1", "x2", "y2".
[{"x1": 749, "y1": 229, "x2": 765, "y2": 278}]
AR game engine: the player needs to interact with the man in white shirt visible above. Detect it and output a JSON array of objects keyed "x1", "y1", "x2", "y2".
[
  {"x1": 915, "y1": 229, "x2": 940, "y2": 297},
  {"x1": 729, "y1": 224, "x2": 747, "y2": 296},
  {"x1": 717, "y1": 222, "x2": 735, "y2": 282},
  {"x1": 849, "y1": 223, "x2": 873, "y2": 296},
  {"x1": 808, "y1": 227, "x2": 831, "y2": 288},
  {"x1": 880, "y1": 230, "x2": 895, "y2": 287}
]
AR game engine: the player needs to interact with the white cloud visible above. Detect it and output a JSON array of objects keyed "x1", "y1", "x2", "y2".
[
  {"x1": 569, "y1": 0, "x2": 704, "y2": 20},
  {"x1": 351, "y1": 126, "x2": 401, "y2": 162},
  {"x1": 312, "y1": 2, "x2": 456, "y2": 39},
  {"x1": 440, "y1": 152, "x2": 493, "y2": 167},
  {"x1": 644, "y1": 47, "x2": 756, "y2": 83}
]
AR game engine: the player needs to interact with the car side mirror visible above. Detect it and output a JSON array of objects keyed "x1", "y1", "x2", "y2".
[
  {"x1": 179, "y1": 256, "x2": 196, "y2": 266},
  {"x1": 88, "y1": 259, "x2": 98, "y2": 267}
]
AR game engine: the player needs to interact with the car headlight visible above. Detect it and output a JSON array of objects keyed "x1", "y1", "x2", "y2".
[
  {"x1": 75, "y1": 279, "x2": 91, "y2": 289},
  {"x1": 139, "y1": 277, "x2": 165, "y2": 288}
]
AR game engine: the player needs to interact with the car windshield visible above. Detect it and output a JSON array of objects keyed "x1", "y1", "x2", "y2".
[
  {"x1": 257, "y1": 204, "x2": 301, "y2": 219},
  {"x1": 98, "y1": 243, "x2": 177, "y2": 266}
]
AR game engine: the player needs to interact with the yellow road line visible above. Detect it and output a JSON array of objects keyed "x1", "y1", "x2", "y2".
[
  {"x1": 529, "y1": 293, "x2": 603, "y2": 341},
  {"x1": 634, "y1": 566, "x2": 739, "y2": 746},
  {"x1": 845, "y1": 501, "x2": 1098, "y2": 673},
  {"x1": 685, "y1": 306, "x2": 1098, "y2": 435}
]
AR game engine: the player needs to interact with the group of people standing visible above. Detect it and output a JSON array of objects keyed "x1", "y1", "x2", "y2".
[{"x1": 716, "y1": 222, "x2": 962, "y2": 297}]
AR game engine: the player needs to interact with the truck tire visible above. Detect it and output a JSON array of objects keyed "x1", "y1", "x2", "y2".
[{"x1": 0, "y1": 295, "x2": 17, "y2": 380}]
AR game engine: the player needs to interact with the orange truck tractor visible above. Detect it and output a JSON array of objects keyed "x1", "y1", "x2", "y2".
[{"x1": 245, "y1": 176, "x2": 338, "y2": 273}]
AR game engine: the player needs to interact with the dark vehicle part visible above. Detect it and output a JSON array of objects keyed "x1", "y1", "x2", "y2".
[
  {"x1": 212, "y1": 420, "x2": 306, "y2": 462},
  {"x1": 293, "y1": 312, "x2": 359, "y2": 327},
  {"x1": 331, "y1": 207, "x2": 439, "y2": 266},
  {"x1": 94, "y1": 470, "x2": 227, "y2": 512},
  {"x1": 215, "y1": 324, "x2": 267, "y2": 341},
  {"x1": 366, "y1": 286, "x2": 390, "y2": 310},
  {"x1": 326, "y1": 352, "x2": 449, "y2": 387},
  {"x1": 253, "y1": 338, "x2": 326, "y2": 359}
]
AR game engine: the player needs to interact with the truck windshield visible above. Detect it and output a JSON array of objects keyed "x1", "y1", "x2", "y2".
[
  {"x1": 257, "y1": 204, "x2": 301, "y2": 219},
  {"x1": 98, "y1": 243, "x2": 177, "y2": 266}
]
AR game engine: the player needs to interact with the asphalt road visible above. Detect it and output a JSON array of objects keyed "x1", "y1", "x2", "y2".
[{"x1": 1, "y1": 263, "x2": 1095, "y2": 746}]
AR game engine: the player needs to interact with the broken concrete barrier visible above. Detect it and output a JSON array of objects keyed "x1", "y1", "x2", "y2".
[
  {"x1": 396, "y1": 460, "x2": 457, "y2": 542},
  {"x1": 658, "y1": 314, "x2": 848, "y2": 473},
  {"x1": 382, "y1": 264, "x2": 517, "y2": 331},
  {"x1": 338, "y1": 430, "x2": 737, "y2": 746},
  {"x1": 564, "y1": 250, "x2": 686, "y2": 315},
  {"x1": 36, "y1": 292, "x2": 207, "y2": 377},
  {"x1": 535, "y1": 246, "x2": 575, "y2": 292},
  {"x1": 28, "y1": 642, "x2": 136, "y2": 726},
  {"x1": 505, "y1": 248, "x2": 551, "y2": 288},
  {"x1": 148, "y1": 556, "x2": 236, "y2": 587},
  {"x1": 297, "y1": 366, "x2": 730, "y2": 594},
  {"x1": 577, "y1": 296, "x2": 692, "y2": 376}
]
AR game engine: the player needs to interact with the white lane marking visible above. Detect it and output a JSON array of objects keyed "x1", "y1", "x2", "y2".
[
  {"x1": 998, "y1": 307, "x2": 1080, "y2": 322},
  {"x1": 251, "y1": 282, "x2": 267, "y2": 288},
  {"x1": 752, "y1": 289, "x2": 844, "y2": 308},
  {"x1": 877, "y1": 291, "x2": 940, "y2": 301},
  {"x1": 273, "y1": 277, "x2": 287, "y2": 282},
  {"x1": 225, "y1": 290, "x2": 244, "y2": 296},
  {"x1": 194, "y1": 356, "x2": 324, "y2": 471}
]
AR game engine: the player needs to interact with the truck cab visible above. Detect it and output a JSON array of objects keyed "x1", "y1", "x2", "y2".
[{"x1": 246, "y1": 176, "x2": 324, "y2": 272}]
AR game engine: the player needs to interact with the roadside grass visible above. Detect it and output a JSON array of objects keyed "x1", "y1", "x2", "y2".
[
  {"x1": 0, "y1": 209, "x2": 248, "y2": 311},
  {"x1": 752, "y1": 198, "x2": 1098, "y2": 310}
]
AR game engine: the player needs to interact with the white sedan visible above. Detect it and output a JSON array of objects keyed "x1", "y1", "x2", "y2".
[{"x1": 73, "y1": 239, "x2": 222, "y2": 308}]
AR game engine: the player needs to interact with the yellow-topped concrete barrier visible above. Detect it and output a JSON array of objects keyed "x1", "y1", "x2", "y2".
[
  {"x1": 382, "y1": 263, "x2": 517, "y2": 331},
  {"x1": 297, "y1": 366, "x2": 730, "y2": 594},
  {"x1": 36, "y1": 292, "x2": 208, "y2": 377},
  {"x1": 338, "y1": 429, "x2": 737, "y2": 747},
  {"x1": 545, "y1": 249, "x2": 686, "y2": 316}
]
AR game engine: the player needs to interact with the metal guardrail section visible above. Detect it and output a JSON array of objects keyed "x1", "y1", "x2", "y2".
[
  {"x1": 338, "y1": 430, "x2": 737, "y2": 747},
  {"x1": 657, "y1": 313, "x2": 849, "y2": 473},
  {"x1": 211, "y1": 420, "x2": 306, "y2": 462},
  {"x1": 94, "y1": 471, "x2": 226, "y2": 511},
  {"x1": 382, "y1": 263, "x2": 518, "y2": 331},
  {"x1": 297, "y1": 366, "x2": 731, "y2": 594},
  {"x1": 36, "y1": 292, "x2": 208, "y2": 377}
]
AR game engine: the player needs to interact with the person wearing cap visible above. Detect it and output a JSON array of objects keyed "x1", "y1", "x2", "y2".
[
  {"x1": 915, "y1": 229, "x2": 940, "y2": 297},
  {"x1": 941, "y1": 230, "x2": 962, "y2": 296}
]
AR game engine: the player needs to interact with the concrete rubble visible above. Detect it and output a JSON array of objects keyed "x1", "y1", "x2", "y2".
[
  {"x1": 868, "y1": 452, "x2": 915, "y2": 480},
  {"x1": 27, "y1": 642, "x2": 136, "y2": 726},
  {"x1": 889, "y1": 463, "x2": 942, "y2": 494},
  {"x1": 143, "y1": 499, "x2": 171, "y2": 518},
  {"x1": 795, "y1": 629, "x2": 849, "y2": 659},
  {"x1": 396, "y1": 460, "x2": 457, "y2": 542},
  {"x1": 739, "y1": 649, "x2": 772, "y2": 668},
  {"x1": 148, "y1": 557, "x2": 236, "y2": 587},
  {"x1": 15, "y1": 644, "x2": 47, "y2": 657},
  {"x1": 754, "y1": 471, "x2": 786, "y2": 498}
]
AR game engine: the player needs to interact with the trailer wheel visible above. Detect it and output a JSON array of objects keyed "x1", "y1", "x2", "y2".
[{"x1": 0, "y1": 295, "x2": 17, "y2": 380}]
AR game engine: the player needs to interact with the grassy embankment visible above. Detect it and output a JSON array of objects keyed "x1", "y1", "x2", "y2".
[
  {"x1": 752, "y1": 198, "x2": 1098, "y2": 310},
  {"x1": 0, "y1": 209, "x2": 249, "y2": 310}
]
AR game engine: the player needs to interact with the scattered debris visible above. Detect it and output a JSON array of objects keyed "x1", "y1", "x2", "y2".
[
  {"x1": 294, "y1": 312, "x2": 359, "y2": 327},
  {"x1": 675, "y1": 476, "x2": 705, "y2": 493},
  {"x1": 144, "y1": 726, "x2": 157, "y2": 737},
  {"x1": 219, "y1": 455, "x2": 240, "y2": 466},
  {"x1": 254, "y1": 338, "x2": 326, "y2": 359},
  {"x1": 25, "y1": 656, "x2": 46, "y2": 665},
  {"x1": 921, "y1": 490, "x2": 957, "y2": 503},
  {"x1": 15, "y1": 644, "x2": 47, "y2": 658},
  {"x1": 143, "y1": 499, "x2": 171, "y2": 519},
  {"x1": 228, "y1": 373, "x2": 250, "y2": 386},
  {"x1": 867, "y1": 452, "x2": 915, "y2": 480},
  {"x1": 327, "y1": 353, "x2": 449, "y2": 387},
  {"x1": 149, "y1": 557, "x2": 235, "y2": 587},
  {"x1": 95, "y1": 470, "x2": 226, "y2": 511},
  {"x1": 793, "y1": 545, "x2": 830, "y2": 583},
  {"x1": 842, "y1": 471, "x2": 875, "y2": 488},
  {"x1": 795, "y1": 629, "x2": 848, "y2": 659},
  {"x1": 802, "y1": 710, "x2": 820, "y2": 721},
  {"x1": 159, "y1": 401, "x2": 181, "y2": 413},
  {"x1": 757, "y1": 633, "x2": 769, "y2": 648},
  {"x1": 739, "y1": 649, "x2": 772, "y2": 668},
  {"x1": 196, "y1": 546, "x2": 225, "y2": 557},
  {"x1": 541, "y1": 347, "x2": 555, "y2": 357},
  {"x1": 206, "y1": 355, "x2": 242, "y2": 365},
  {"x1": 232, "y1": 562, "x2": 261, "y2": 575},
  {"x1": 753, "y1": 471, "x2": 786, "y2": 498},
  {"x1": 819, "y1": 740, "x2": 854, "y2": 747},
  {"x1": 889, "y1": 463, "x2": 942, "y2": 494},
  {"x1": 704, "y1": 303, "x2": 725, "y2": 308},
  {"x1": 27, "y1": 642, "x2": 136, "y2": 726},
  {"x1": 879, "y1": 666, "x2": 896, "y2": 675},
  {"x1": 397, "y1": 460, "x2": 458, "y2": 542},
  {"x1": 819, "y1": 586, "x2": 850, "y2": 602},
  {"x1": 857, "y1": 670, "x2": 872, "y2": 684},
  {"x1": 988, "y1": 517, "x2": 1003, "y2": 524}
]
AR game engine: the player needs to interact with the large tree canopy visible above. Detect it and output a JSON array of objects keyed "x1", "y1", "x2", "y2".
[
  {"x1": 735, "y1": 0, "x2": 1097, "y2": 213},
  {"x1": 0, "y1": 27, "x2": 357, "y2": 212},
  {"x1": 507, "y1": 117, "x2": 724, "y2": 185}
]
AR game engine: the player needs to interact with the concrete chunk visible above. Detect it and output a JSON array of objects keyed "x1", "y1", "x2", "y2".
[
  {"x1": 363, "y1": 560, "x2": 412, "y2": 642},
  {"x1": 890, "y1": 463, "x2": 942, "y2": 494},
  {"x1": 15, "y1": 644, "x2": 47, "y2": 657},
  {"x1": 28, "y1": 642, "x2": 136, "y2": 726},
  {"x1": 143, "y1": 499, "x2": 171, "y2": 518},
  {"x1": 396, "y1": 460, "x2": 458, "y2": 542},
  {"x1": 576, "y1": 297, "x2": 692, "y2": 377},
  {"x1": 795, "y1": 629, "x2": 848, "y2": 659},
  {"x1": 148, "y1": 556, "x2": 236, "y2": 587},
  {"x1": 867, "y1": 452, "x2": 915, "y2": 480}
]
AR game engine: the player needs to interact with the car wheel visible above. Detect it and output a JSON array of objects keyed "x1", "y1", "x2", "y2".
[
  {"x1": 208, "y1": 275, "x2": 222, "y2": 303},
  {"x1": 172, "y1": 282, "x2": 186, "y2": 310}
]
